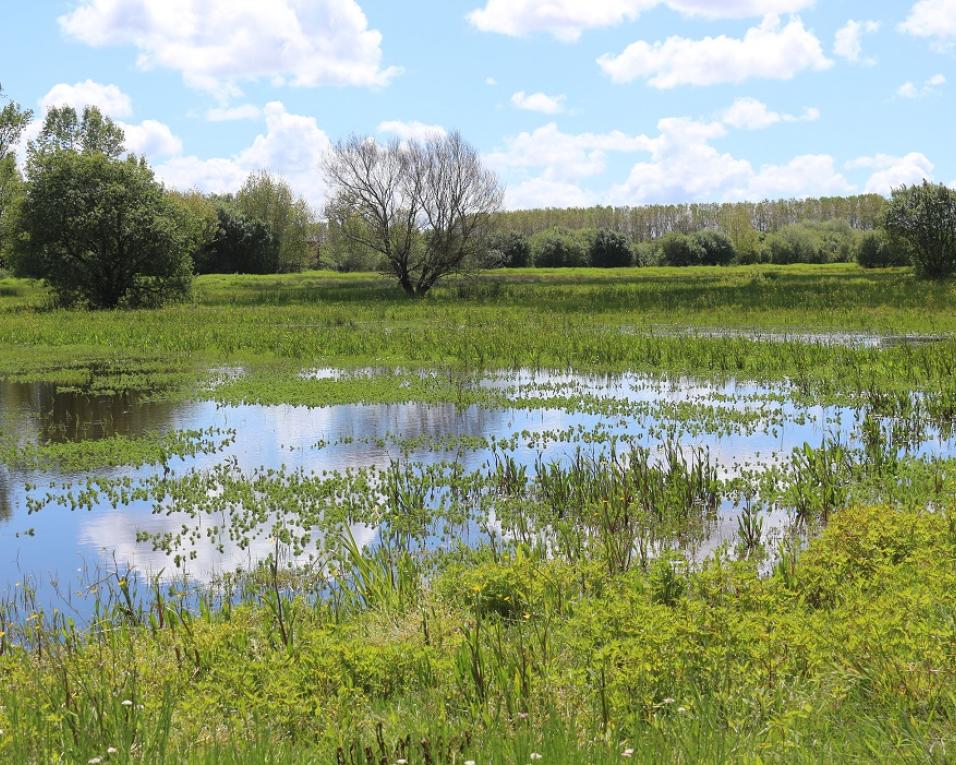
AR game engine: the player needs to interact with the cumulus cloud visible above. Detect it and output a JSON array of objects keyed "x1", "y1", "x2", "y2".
[
  {"x1": 598, "y1": 15, "x2": 831, "y2": 88},
  {"x1": 834, "y1": 19, "x2": 880, "y2": 64},
  {"x1": 59, "y1": 0, "x2": 399, "y2": 96},
  {"x1": 896, "y1": 73, "x2": 946, "y2": 98},
  {"x1": 155, "y1": 102, "x2": 331, "y2": 208},
  {"x1": 900, "y1": 0, "x2": 956, "y2": 48},
  {"x1": 206, "y1": 104, "x2": 262, "y2": 122},
  {"x1": 847, "y1": 153, "x2": 935, "y2": 194},
  {"x1": 39, "y1": 80, "x2": 133, "y2": 118},
  {"x1": 377, "y1": 120, "x2": 447, "y2": 142},
  {"x1": 720, "y1": 97, "x2": 819, "y2": 129},
  {"x1": 511, "y1": 91, "x2": 566, "y2": 114},
  {"x1": 487, "y1": 104, "x2": 853, "y2": 209},
  {"x1": 466, "y1": 0, "x2": 814, "y2": 41},
  {"x1": 506, "y1": 177, "x2": 598, "y2": 209},
  {"x1": 486, "y1": 122, "x2": 653, "y2": 183}
]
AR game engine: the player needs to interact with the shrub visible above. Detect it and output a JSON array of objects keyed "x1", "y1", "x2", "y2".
[
  {"x1": 531, "y1": 229, "x2": 586, "y2": 268},
  {"x1": 692, "y1": 229, "x2": 736, "y2": 266},
  {"x1": 487, "y1": 231, "x2": 531, "y2": 268},
  {"x1": 659, "y1": 233, "x2": 704, "y2": 267},
  {"x1": 196, "y1": 208, "x2": 280, "y2": 275},
  {"x1": 763, "y1": 224, "x2": 822, "y2": 265},
  {"x1": 588, "y1": 228, "x2": 633, "y2": 268},
  {"x1": 882, "y1": 181, "x2": 956, "y2": 279},
  {"x1": 856, "y1": 231, "x2": 907, "y2": 269}
]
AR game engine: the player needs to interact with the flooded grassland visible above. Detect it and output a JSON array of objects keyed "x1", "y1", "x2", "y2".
[{"x1": 1, "y1": 267, "x2": 956, "y2": 763}]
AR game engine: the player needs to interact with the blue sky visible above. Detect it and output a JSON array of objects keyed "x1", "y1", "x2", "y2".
[{"x1": 2, "y1": 0, "x2": 954, "y2": 211}]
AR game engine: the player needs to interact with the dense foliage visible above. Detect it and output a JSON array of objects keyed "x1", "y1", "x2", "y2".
[
  {"x1": 11, "y1": 150, "x2": 194, "y2": 308},
  {"x1": 588, "y1": 228, "x2": 633, "y2": 268},
  {"x1": 196, "y1": 207, "x2": 280, "y2": 275},
  {"x1": 883, "y1": 181, "x2": 956, "y2": 280}
]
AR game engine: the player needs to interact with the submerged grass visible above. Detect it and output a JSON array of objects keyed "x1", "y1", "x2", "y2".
[{"x1": 1, "y1": 265, "x2": 955, "y2": 405}]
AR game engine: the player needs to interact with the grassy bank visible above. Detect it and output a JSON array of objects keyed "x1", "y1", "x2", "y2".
[
  {"x1": 1, "y1": 505, "x2": 954, "y2": 763},
  {"x1": 1, "y1": 265, "x2": 955, "y2": 403}
]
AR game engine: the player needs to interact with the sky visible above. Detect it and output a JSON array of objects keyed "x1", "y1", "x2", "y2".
[{"x1": 2, "y1": 0, "x2": 954, "y2": 212}]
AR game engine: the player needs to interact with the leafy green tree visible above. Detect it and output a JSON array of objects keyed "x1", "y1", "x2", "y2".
[
  {"x1": 196, "y1": 207, "x2": 280, "y2": 274},
  {"x1": 531, "y1": 228, "x2": 586, "y2": 268},
  {"x1": 236, "y1": 172, "x2": 313, "y2": 272},
  {"x1": 30, "y1": 105, "x2": 125, "y2": 159},
  {"x1": 167, "y1": 190, "x2": 219, "y2": 268},
  {"x1": 719, "y1": 206, "x2": 761, "y2": 263},
  {"x1": 0, "y1": 85, "x2": 31, "y2": 269},
  {"x1": 12, "y1": 151, "x2": 193, "y2": 308},
  {"x1": 882, "y1": 181, "x2": 956, "y2": 279},
  {"x1": 692, "y1": 229, "x2": 736, "y2": 266},
  {"x1": 588, "y1": 229, "x2": 633, "y2": 268}
]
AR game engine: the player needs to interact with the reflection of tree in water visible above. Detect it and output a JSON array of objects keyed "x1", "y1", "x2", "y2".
[
  {"x1": 0, "y1": 380, "x2": 183, "y2": 443},
  {"x1": 0, "y1": 469, "x2": 10, "y2": 523}
]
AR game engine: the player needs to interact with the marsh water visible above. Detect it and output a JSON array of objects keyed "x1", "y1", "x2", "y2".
[{"x1": 2, "y1": 363, "x2": 955, "y2": 613}]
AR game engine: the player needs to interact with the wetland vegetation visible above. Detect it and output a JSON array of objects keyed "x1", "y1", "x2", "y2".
[{"x1": 1, "y1": 264, "x2": 956, "y2": 763}]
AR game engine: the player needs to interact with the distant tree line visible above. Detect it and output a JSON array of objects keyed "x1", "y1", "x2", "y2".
[
  {"x1": 489, "y1": 196, "x2": 888, "y2": 240},
  {"x1": 1, "y1": 79, "x2": 955, "y2": 308}
]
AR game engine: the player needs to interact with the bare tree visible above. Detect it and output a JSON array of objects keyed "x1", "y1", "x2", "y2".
[{"x1": 324, "y1": 131, "x2": 503, "y2": 297}]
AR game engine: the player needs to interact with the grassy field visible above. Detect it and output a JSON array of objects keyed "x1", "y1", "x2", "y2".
[{"x1": 1, "y1": 265, "x2": 955, "y2": 763}]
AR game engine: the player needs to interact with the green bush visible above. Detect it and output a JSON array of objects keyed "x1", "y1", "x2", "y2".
[
  {"x1": 693, "y1": 229, "x2": 736, "y2": 266},
  {"x1": 487, "y1": 231, "x2": 532, "y2": 268},
  {"x1": 659, "y1": 233, "x2": 704, "y2": 267},
  {"x1": 531, "y1": 228, "x2": 587, "y2": 268},
  {"x1": 856, "y1": 231, "x2": 907, "y2": 269},
  {"x1": 763, "y1": 224, "x2": 823, "y2": 265},
  {"x1": 883, "y1": 181, "x2": 956, "y2": 279},
  {"x1": 588, "y1": 228, "x2": 633, "y2": 268}
]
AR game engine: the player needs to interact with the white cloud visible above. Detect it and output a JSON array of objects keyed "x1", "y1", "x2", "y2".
[
  {"x1": 834, "y1": 19, "x2": 880, "y2": 64},
  {"x1": 720, "y1": 97, "x2": 819, "y2": 130},
  {"x1": 155, "y1": 102, "x2": 331, "y2": 208},
  {"x1": 485, "y1": 77, "x2": 498, "y2": 86},
  {"x1": 598, "y1": 15, "x2": 831, "y2": 88},
  {"x1": 120, "y1": 119, "x2": 183, "y2": 158},
  {"x1": 377, "y1": 120, "x2": 447, "y2": 142},
  {"x1": 896, "y1": 73, "x2": 946, "y2": 98},
  {"x1": 39, "y1": 80, "x2": 133, "y2": 118},
  {"x1": 488, "y1": 106, "x2": 853, "y2": 209},
  {"x1": 738, "y1": 155, "x2": 852, "y2": 199},
  {"x1": 900, "y1": 0, "x2": 956, "y2": 47},
  {"x1": 466, "y1": 0, "x2": 814, "y2": 41},
  {"x1": 59, "y1": 0, "x2": 399, "y2": 96},
  {"x1": 847, "y1": 153, "x2": 935, "y2": 194},
  {"x1": 206, "y1": 104, "x2": 262, "y2": 122},
  {"x1": 486, "y1": 122, "x2": 652, "y2": 182},
  {"x1": 506, "y1": 177, "x2": 597, "y2": 209},
  {"x1": 511, "y1": 90, "x2": 566, "y2": 114}
]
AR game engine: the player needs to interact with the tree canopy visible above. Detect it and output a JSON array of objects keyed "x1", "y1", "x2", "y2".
[
  {"x1": 12, "y1": 148, "x2": 194, "y2": 308},
  {"x1": 882, "y1": 182, "x2": 956, "y2": 280},
  {"x1": 324, "y1": 131, "x2": 502, "y2": 297}
]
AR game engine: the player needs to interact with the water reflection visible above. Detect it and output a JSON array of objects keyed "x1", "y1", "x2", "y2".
[{"x1": 2, "y1": 370, "x2": 955, "y2": 613}]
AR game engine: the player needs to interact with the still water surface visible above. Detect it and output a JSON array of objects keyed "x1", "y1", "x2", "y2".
[{"x1": 2, "y1": 368, "x2": 954, "y2": 612}]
